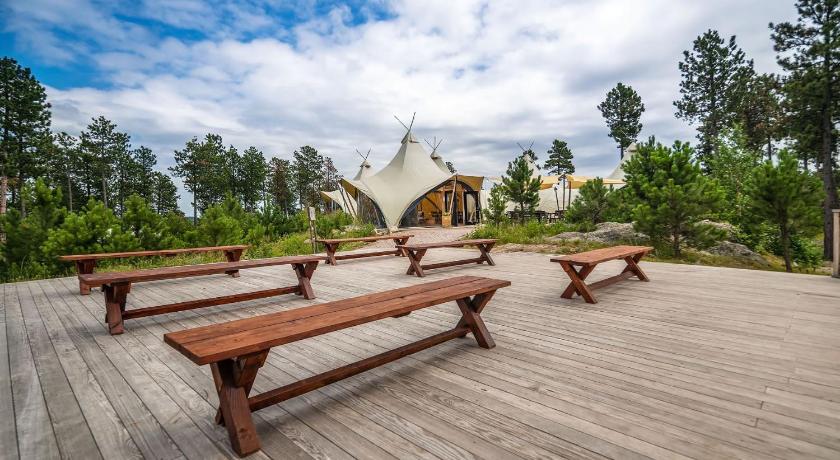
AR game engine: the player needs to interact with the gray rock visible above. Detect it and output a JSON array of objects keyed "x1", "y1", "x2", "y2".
[
  {"x1": 699, "y1": 220, "x2": 737, "y2": 239},
  {"x1": 705, "y1": 241, "x2": 770, "y2": 266},
  {"x1": 548, "y1": 222, "x2": 648, "y2": 244}
]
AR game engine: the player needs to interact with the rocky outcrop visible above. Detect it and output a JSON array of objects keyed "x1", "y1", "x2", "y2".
[
  {"x1": 704, "y1": 241, "x2": 770, "y2": 266},
  {"x1": 548, "y1": 222, "x2": 648, "y2": 245},
  {"x1": 699, "y1": 220, "x2": 737, "y2": 239}
]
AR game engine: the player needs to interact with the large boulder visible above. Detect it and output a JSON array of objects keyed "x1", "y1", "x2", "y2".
[
  {"x1": 705, "y1": 241, "x2": 770, "y2": 266},
  {"x1": 549, "y1": 222, "x2": 647, "y2": 245}
]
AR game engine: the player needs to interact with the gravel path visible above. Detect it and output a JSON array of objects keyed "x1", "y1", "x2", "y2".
[{"x1": 365, "y1": 226, "x2": 474, "y2": 248}]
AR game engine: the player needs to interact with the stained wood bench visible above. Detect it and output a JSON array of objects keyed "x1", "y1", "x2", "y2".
[
  {"x1": 397, "y1": 239, "x2": 497, "y2": 277},
  {"x1": 551, "y1": 245, "x2": 653, "y2": 303},
  {"x1": 316, "y1": 233, "x2": 413, "y2": 265},
  {"x1": 60, "y1": 245, "x2": 250, "y2": 295},
  {"x1": 80, "y1": 255, "x2": 324, "y2": 335},
  {"x1": 164, "y1": 275, "x2": 510, "y2": 457}
]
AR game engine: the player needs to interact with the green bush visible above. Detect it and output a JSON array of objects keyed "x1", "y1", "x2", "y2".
[
  {"x1": 43, "y1": 198, "x2": 140, "y2": 264},
  {"x1": 565, "y1": 177, "x2": 613, "y2": 226}
]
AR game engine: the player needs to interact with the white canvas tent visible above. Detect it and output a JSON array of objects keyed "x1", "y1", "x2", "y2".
[
  {"x1": 606, "y1": 142, "x2": 637, "y2": 183},
  {"x1": 355, "y1": 132, "x2": 454, "y2": 230}
]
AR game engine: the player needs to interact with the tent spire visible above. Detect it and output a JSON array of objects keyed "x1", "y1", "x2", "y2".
[{"x1": 395, "y1": 112, "x2": 417, "y2": 144}]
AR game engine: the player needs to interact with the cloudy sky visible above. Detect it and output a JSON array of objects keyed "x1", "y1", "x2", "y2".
[{"x1": 2, "y1": 0, "x2": 796, "y2": 211}]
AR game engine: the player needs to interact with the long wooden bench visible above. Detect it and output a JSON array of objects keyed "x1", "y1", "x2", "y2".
[
  {"x1": 397, "y1": 239, "x2": 497, "y2": 277},
  {"x1": 164, "y1": 275, "x2": 510, "y2": 457},
  {"x1": 551, "y1": 245, "x2": 653, "y2": 303},
  {"x1": 80, "y1": 255, "x2": 324, "y2": 335},
  {"x1": 60, "y1": 245, "x2": 250, "y2": 295},
  {"x1": 316, "y1": 233, "x2": 413, "y2": 265}
]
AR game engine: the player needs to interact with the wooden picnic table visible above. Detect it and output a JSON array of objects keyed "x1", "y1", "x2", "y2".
[
  {"x1": 60, "y1": 245, "x2": 249, "y2": 295},
  {"x1": 316, "y1": 233, "x2": 413, "y2": 265},
  {"x1": 397, "y1": 239, "x2": 497, "y2": 277},
  {"x1": 164, "y1": 275, "x2": 510, "y2": 457},
  {"x1": 551, "y1": 245, "x2": 652, "y2": 303},
  {"x1": 80, "y1": 255, "x2": 325, "y2": 335}
]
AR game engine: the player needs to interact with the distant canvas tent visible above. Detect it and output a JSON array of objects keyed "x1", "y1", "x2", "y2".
[{"x1": 321, "y1": 117, "x2": 485, "y2": 230}]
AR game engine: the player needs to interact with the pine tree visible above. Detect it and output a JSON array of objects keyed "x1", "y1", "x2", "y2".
[
  {"x1": 771, "y1": 0, "x2": 840, "y2": 259},
  {"x1": 706, "y1": 127, "x2": 761, "y2": 226},
  {"x1": 542, "y1": 139, "x2": 575, "y2": 176},
  {"x1": 122, "y1": 194, "x2": 164, "y2": 249},
  {"x1": 746, "y1": 151, "x2": 823, "y2": 272},
  {"x1": 597, "y1": 83, "x2": 645, "y2": 159},
  {"x1": 292, "y1": 146, "x2": 324, "y2": 208},
  {"x1": 0, "y1": 57, "x2": 52, "y2": 216},
  {"x1": 623, "y1": 138, "x2": 726, "y2": 257},
  {"x1": 239, "y1": 146, "x2": 268, "y2": 212},
  {"x1": 170, "y1": 134, "x2": 225, "y2": 222},
  {"x1": 501, "y1": 155, "x2": 541, "y2": 224},
  {"x1": 151, "y1": 172, "x2": 179, "y2": 215},
  {"x1": 130, "y1": 146, "x2": 157, "y2": 203},
  {"x1": 0, "y1": 179, "x2": 64, "y2": 274},
  {"x1": 483, "y1": 184, "x2": 507, "y2": 225},
  {"x1": 738, "y1": 73, "x2": 784, "y2": 161},
  {"x1": 565, "y1": 177, "x2": 612, "y2": 226},
  {"x1": 674, "y1": 30, "x2": 754, "y2": 165},
  {"x1": 49, "y1": 132, "x2": 81, "y2": 211},
  {"x1": 267, "y1": 157, "x2": 295, "y2": 215},
  {"x1": 79, "y1": 116, "x2": 130, "y2": 210}
]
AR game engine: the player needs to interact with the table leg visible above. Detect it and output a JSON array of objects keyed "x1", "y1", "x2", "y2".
[
  {"x1": 224, "y1": 249, "x2": 244, "y2": 278},
  {"x1": 455, "y1": 291, "x2": 497, "y2": 348},
  {"x1": 394, "y1": 238, "x2": 410, "y2": 256},
  {"x1": 621, "y1": 253, "x2": 650, "y2": 282},
  {"x1": 103, "y1": 282, "x2": 131, "y2": 335},
  {"x1": 477, "y1": 243, "x2": 496, "y2": 266},
  {"x1": 559, "y1": 262, "x2": 597, "y2": 303},
  {"x1": 324, "y1": 243, "x2": 338, "y2": 265},
  {"x1": 405, "y1": 249, "x2": 426, "y2": 277},
  {"x1": 293, "y1": 262, "x2": 318, "y2": 299},
  {"x1": 212, "y1": 359, "x2": 261, "y2": 457},
  {"x1": 76, "y1": 259, "x2": 97, "y2": 295}
]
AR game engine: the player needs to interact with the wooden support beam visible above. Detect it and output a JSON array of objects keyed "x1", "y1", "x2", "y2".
[
  {"x1": 834, "y1": 209, "x2": 839, "y2": 279},
  {"x1": 122, "y1": 286, "x2": 300, "y2": 320},
  {"x1": 247, "y1": 326, "x2": 470, "y2": 412}
]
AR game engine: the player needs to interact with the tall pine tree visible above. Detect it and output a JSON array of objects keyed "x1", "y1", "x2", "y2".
[
  {"x1": 79, "y1": 116, "x2": 130, "y2": 210},
  {"x1": 674, "y1": 30, "x2": 754, "y2": 166},
  {"x1": 771, "y1": 0, "x2": 840, "y2": 259},
  {"x1": 0, "y1": 57, "x2": 52, "y2": 216},
  {"x1": 543, "y1": 139, "x2": 575, "y2": 176},
  {"x1": 597, "y1": 82, "x2": 645, "y2": 159},
  {"x1": 238, "y1": 146, "x2": 268, "y2": 212}
]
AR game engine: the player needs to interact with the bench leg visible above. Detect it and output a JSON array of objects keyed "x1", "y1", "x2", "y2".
[
  {"x1": 394, "y1": 238, "x2": 410, "y2": 256},
  {"x1": 324, "y1": 243, "x2": 338, "y2": 265},
  {"x1": 212, "y1": 359, "x2": 262, "y2": 457},
  {"x1": 456, "y1": 291, "x2": 497, "y2": 349},
  {"x1": 103, "y1": 282, "x2": 131, "y2": 335},
  {"x1": 293, "y1": 262, "x2": 318, "y2": 299},
  {"x1": 559, "y1": 261, "x2": 597, "y2": 303},
  {"x1": 405, "y1": 249, "x2": 426, "y2": 277},
  {"x1": 215, "y1": 351, "x2": 268, "y2": 426},
  {"x1": 477, "y1": 243, "x2": 496, "y2": 266},
  {"x1": 75, "y1": 260, "x2": 96, "y2": 295},
  {"x1": 621, "y1": 254, "x2": 650, "y2": 282},
  {"x1": 224, "y1": 249, "x2": 244, "y2": 278}
]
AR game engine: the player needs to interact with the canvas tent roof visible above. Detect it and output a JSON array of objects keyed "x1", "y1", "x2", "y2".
[
  {"x1": 320, "y1": 189, "x2": 357, "y2": 215},
  {"x1": 354, "y1": 132, "x2": 455, "y2": 230},
  {"x1": 607, "y1": 142, "x2": 637, "y2": 182}
]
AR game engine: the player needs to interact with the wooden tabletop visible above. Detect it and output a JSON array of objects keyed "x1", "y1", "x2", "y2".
[
  {"x1": 165, "y1": 275, "x2": 510, "y2": 365},
  {"x1": 316, "y1": 234, "x2": 413, "y2": 244},
  {"x1": 78, "y1": 255, "x2": 325, "y2": 285},
  {"x1": 397, "y1": 239, "x2": 497, "y2": 250},
  {"x1": 551, "y1": 245, "x2": 653, "y2": 266},
  {"x1": 59, "y1": 245, "x2": 250, "y2": 261}
]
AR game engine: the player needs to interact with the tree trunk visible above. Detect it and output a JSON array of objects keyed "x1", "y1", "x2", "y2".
[
  {"x1": 101, "y1": 174, "x2": 109, "y2": 209},
  {"x1": 19, "y1": 178, "x2": 25, "y2": 218},
  {"x1": 672, "y1": 230, "x2": 680, "y2": 258},
  {"x1": 781, "y1": 224, "x2": 792, "y2": 273},
  {"x1": 820, "y1": 47, "x2": 838, "y2": 260},
  {"x1": 0, "y1": 175, "x2": 6, "y2": 215},
  {"x1": 66, "y1": 175, "x2": 73, "y2": 212}
]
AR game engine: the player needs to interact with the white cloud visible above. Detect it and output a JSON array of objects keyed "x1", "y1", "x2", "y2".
[{"x1": 20, "y1": 0, "x2": 798, "y2": 212}]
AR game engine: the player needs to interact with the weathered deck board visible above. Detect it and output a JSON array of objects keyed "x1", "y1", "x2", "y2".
[{"x1": 3, "y1": 248, "x2": 840, "y2": 459}]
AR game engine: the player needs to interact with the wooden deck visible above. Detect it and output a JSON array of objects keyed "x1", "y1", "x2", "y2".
[{"x1": 2, "y1": 248, "x2": 840, "y2": 459}]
